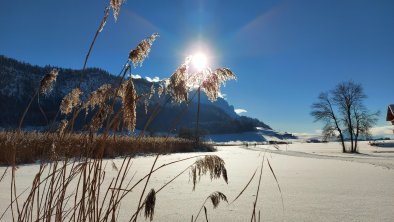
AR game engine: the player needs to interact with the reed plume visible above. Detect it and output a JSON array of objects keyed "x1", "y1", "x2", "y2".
[
  {"x1": 149, "y1": 84, "x2": 155, "y2": 99},
  {"x1": 190, "y1": 155, "x2": 228, "y2": 190},
  {"x1": 144, "y1": 98, "x2": 149, "y2": 114},
  {"x1": 157, "y1": 84, "x2": 164, "y2": 97},
  {"x1": 129, "y1": 33, "x2": 159, "y2": 67},
  {"x1": 117, "y1": 78, "x2": 128, "y2": 98},
  {"x1": 201, "y1": 68, "x2": 236, "y2": 102},
  {"x1": 39, "y1": 69, "x2": 59, "y2": 95},
  {"x1": 201, "y1": 73, "x2": 220, "y2": 102},
  {"x1": 193, "y1": 191, "x2": 228, "y2": 222},
  {"x1": 208, "y1": 191, "x2": 228, "y2": 208},
  {"x1": 121, "y1": 79, "x2": 137, "y2": 131},
  {"x1": 60, "y1": 88, "x2": 82, "y2": 115},
  {"x1": 213, "y1": 68, "x2": 237, "y2": 83},
  {"x1": 111, "y1": 161, "x2": 119, "y2": 171},
  {"x1": 168, "y1": 58, "x2": 191, "y2": 103},
  {"x1": 110, "y1": 0, "x2": 124, "y2": 21},
  {"x1": 83, "y1": 84, "x2": 113, "y2": 114},
  {"x1": 89, "y1": 104, "x2": 111, "y2": 131},
  {"x1": 57, "y1": 119, "x2": 68, "y2": 136},
  {"x1": 144, "y1": 189, "x2": 156, "y2": 221}
]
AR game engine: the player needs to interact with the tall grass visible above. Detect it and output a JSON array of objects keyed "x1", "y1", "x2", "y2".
[
  {"x1": 0, "y1": 0, "x2": 284, "y2": 221},
  {"x1": 0, "y1": 131, "x2": 214, "y2": 165}
]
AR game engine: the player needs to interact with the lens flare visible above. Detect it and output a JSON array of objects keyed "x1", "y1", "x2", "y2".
[{"x1": 192, "y1": 53, "x2": 208, "y2": 71}]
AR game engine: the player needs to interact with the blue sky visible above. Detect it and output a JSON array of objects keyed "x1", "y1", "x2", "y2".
[{"x1": 1, "y1": 0, "x2": 394, "y2": 136}]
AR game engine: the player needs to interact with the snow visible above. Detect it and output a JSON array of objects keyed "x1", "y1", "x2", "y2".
[
  {"x1": 234, "y1": 109, "x2": 247, "y2": 115},
  {"x1": 206, "y1": 129, "x2": 295, "y2": 143},
  {"x1": 1, "y1": 141, "x2": 394, "y2": 221},
  {"x1": 145, "y1": 76, "x2": 160, "y2": 82}
]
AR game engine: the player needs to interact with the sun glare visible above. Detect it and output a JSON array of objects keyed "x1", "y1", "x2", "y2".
[{"x1": 192, "y1": 53, "x2": 208, "y2": 71}]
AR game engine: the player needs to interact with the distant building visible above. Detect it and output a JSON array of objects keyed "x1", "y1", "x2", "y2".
[{"x1": 387, "y1": 104, "x2": 394, "y2": 125}]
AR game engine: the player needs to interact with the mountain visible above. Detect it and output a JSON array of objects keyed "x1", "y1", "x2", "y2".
[{"x1": 0, "y1": 55, "x2": 295, "y2": 140}]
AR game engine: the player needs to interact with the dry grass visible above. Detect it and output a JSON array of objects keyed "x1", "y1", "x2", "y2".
[
  {"x1": 190, "y1": 155, "x2": 228, "y2": 190},
  {"x1": 0, "y1": 144, "x2": 225, "y2": 221},
  {"x1": 60, "y1": 88, "x2": 82, "y2": 115},
  {"x1": 168, "y1": 57, "x2": 190, "y2": 103},
  {"x1": 0, "y1": 1, "x2": 284, "y2": 221},
  {"x1": 120, "y1": 79, "x2": 137, "y2": 132},
  {"x1": 39, "y1": 69, "x2": 59, "y2": 95},
  {"x1": 0, "y1": 131, "x2": 214, "y2": 165},
  {"x1": 128, "y1": 33, "x2": 159, "y2": 67},
  {"x1": 192, "y1": 191, "x2": 228, "y2": 222}
]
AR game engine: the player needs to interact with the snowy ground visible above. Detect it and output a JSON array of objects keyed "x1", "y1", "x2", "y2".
[{"x1": 1, "y1": 141, "x2": 394, "y2": 221}]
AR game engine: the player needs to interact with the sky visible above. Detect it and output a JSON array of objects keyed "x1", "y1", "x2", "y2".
[{"x1": 1, "y1": 0, "x2": 394, "y2": 136}]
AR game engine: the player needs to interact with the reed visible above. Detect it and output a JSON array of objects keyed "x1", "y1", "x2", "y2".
[
  {"x1": 0, "y1": 0, "x2": 283, "y2": 221},
  {"x1": 0, "y1": 131, "x2": 214, "y2": 165}
]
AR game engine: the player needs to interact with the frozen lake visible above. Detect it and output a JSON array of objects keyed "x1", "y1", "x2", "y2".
[{"x1": 1, "y1": 141, "x2": 394, "y2": 221}]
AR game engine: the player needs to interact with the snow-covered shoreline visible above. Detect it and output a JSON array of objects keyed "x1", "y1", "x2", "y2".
[{"x1": 1, "y1": 141, "x2": 393, "y2": 221}]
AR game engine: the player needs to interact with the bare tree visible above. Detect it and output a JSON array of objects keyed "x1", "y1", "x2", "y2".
[
  {"x1": 311, "y1": 81, "x2": 379, "y2": 153},
  {"x1": 353, "y1": 105, "x2": 379, "y2": 152},
  {"x1": 311, "y1": 92, "x2": 346, "y2": 152}
]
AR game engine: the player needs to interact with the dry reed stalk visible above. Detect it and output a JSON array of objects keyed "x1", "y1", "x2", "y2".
[
  {"x1": 79, "y1": 6, "x2": 111, "y2": 85},
  {"x1": 201, "y1": 68, "x2": 236, "y2": 102},
  {"x1": 110, "y1": 0, "x2": 124, "y2": 21},
  {"x1": 60, "y1": 88, "x2": 82, "y2": 115},
  {"x1": 107, "y1": 155, "x2": 217, "y2": 217},
  {"x1": 168, "y1": 57, "x2": 191, "y2": 103},
  {"x1": 6, "y1": 0, "x2": 245, "y2": 220},
  {"x1": 251, "y1": 157, "x2": 265, "y2": 222},
  {"x1": 39, "y1": 69, "x2": 59, "y2": 95},
  {"x1": 204, "y1": 206, "x2": 208, "y2": 222},
  {"x1": 143, "y1": 189, "x2": 156, "y2": 221},
  {"x1": 57, "y1": 119, "x2": 68, "y2": 136},
  {"x1": 83, "y1": 83, "x2": 113, "y2": 115},
  {"x1": 120, "y1": 79, "x2": 137, "y2": 132},
  {"x1": 193, "y1": 191, "x2": 228, "y2": 222},
  {"x1": 64, "y1": 6, "x2": 111, "y2": 134},
  {"x1": 139, "y1": 96, "x2": 171, "y2": 137},
  {"x1": 128, "y1": 33, "x2": 159, "y2": 67},
  {"x1": 231, "y1": 167, "x2": 258, "y2": 204},
  {"x1": 93, "y1": 63, "x2": 131, "y2": 135},
  {"x1": 0, "y1": 167, "x2": 7, "y2": 183},
  {"x1": 0, "y1": 132, "x2": 207, "y2": 165},
  {"x1": 165, "y1": 90, "x2": 198, "y2": 136},
  {"x1": 149, "y1": 84, "x2": 155, "y2": 99},
  {"x1": 190, "y1": 155, "x2": 228, "y2": 190},
  {"x1": 212, "y1": 68, "x2": 237, "y2": 83},
  {"x1": 208, "y1": 191, "x2": 228, "y2": 208},
  {"x1": 132, "y1": 154, "x2": 159, "y2": 222},
  {"x1": 144, "y1": 98, "x2": 149, "y2": 114},
  {"x1": 18, "y1": 88, "x2": 39, "y2": 130},
  {"x1": 99, "y1": 6, "x2": 110, "y2": 32},
  {"x1": 89, "y1": 104, "x2": 111, "y2": 132},
  {"x1": 157, "y1": 84, "x2": 164, "y2": 97},
  {"x1": 267, "y1": 158, "x2": 285, "y2": 213}
]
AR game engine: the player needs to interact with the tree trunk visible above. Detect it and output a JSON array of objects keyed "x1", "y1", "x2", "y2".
[
  {"x1": 354, "y1": 121, "x2": 360, "y2": 153},
  {"x1": 354, "y1": 135, "x2": 358, "y2": 152},
  {"x1": 332, "y1": 110, "x2": 346, "y2": 153},
  {"x1": 346, "y1": 109, "x2": 354, "y2": 152},
  {"x1": 337, "y1": 128, "x2": 346, "y2": 153}
]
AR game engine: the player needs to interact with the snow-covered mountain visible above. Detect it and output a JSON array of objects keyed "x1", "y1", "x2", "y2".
[{"x1": 0, "y1": 55, "x2": 296, "y2": 140}]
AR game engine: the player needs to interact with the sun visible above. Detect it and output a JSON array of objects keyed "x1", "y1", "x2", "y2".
[{"x1": 192, "y1": 53, "x2": 208, "y2": 71}]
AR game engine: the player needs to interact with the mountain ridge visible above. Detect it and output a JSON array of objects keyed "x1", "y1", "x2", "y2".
[{"x1": 0, "y1": 55, "x2": 292, "y2": 139}]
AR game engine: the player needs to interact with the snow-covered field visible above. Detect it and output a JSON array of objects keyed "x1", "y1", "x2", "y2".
[{"x1": 1, "y1": 141, "x2": 394, "y2": 221}]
